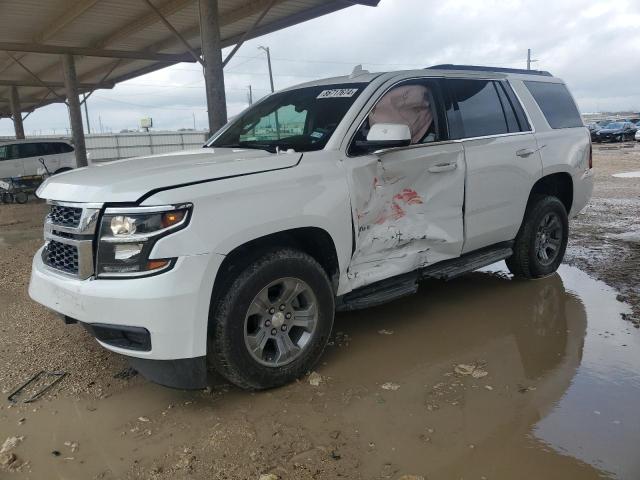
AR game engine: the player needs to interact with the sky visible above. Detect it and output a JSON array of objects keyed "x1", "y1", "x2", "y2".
[{"x1": 1, "y1": 0, "x2": 639, "y2": 136}]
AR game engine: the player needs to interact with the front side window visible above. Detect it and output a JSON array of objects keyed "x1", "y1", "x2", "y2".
[
  {"x1": 446, "y1": 79, "x2": 510, "y2": 138},
  {"x1": 524, "y1": 81, "x2": 582, "y2": 129},
  {"x1": 0, "y1": 145, "x2": 8, "y2": 161},
  {"x1": 210, "y1": 83, "x2": 367, "y2": 153},
  {"x1": 349, "y1": 79, "x2": 447, "y2": 155}
]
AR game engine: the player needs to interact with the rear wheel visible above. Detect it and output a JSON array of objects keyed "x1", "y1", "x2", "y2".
[
  {"x1": 1, "y1": 192, "x2": 13, "y2": 204},
  {"x1": 208, "y1": 248, "x2": 335, "y2": 389},
  {"x1": 13, "y1": 192, "x2": 28, "y2": 204},
  {"x1": 506, "y1": 195, "x2": 568, "y2": 279},
  {"x1": 53, "y1": 167, "x2": 72, "y2": 175}
]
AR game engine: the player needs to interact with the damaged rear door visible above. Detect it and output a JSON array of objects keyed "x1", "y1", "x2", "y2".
[{"x1": 343, "y1": 77, "x2": 465, "y2": 289}]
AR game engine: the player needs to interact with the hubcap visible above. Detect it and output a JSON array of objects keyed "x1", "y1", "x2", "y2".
[
  {"x1": 535, "y1": 212, "x2": 563, "y2": 266},
  {"x1": 244, "y1": 277, "x2": 318, "y2": 367}
]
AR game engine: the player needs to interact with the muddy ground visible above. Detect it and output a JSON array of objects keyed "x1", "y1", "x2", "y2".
[{"x1": 0, "y1": 145, "x2": 639, "y2": 479}]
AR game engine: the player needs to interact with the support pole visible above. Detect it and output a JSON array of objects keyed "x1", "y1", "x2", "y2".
[
  {"x1": 9, "y1": 85, "x2": 25, "y2": 139},
  {"x1": 199, "y1": 0, "x2": 228, "y2": 138},
  {"x1": 62, "y1": 54, "x2": 88, "y2": 167}
]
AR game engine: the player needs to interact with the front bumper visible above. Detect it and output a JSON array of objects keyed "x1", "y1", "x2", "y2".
[{"x1": 29, "y1": 248, "x2": 223, "y2": 362}]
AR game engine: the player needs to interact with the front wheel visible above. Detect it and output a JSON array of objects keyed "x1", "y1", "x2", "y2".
[
  {"x1": 506, "y1": 195, "x2": 568, "y2": 279},
  {"x1": 208, "y1": 248, "x2": 335, "y2": 390}
]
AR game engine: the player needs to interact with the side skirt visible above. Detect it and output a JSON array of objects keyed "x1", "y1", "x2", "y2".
[{"x1": 336, "y1": 241, "x2": 514, "y2": 312}]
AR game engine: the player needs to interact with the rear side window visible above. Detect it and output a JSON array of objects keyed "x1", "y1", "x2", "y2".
[
  {"x1": 52, "y1": 142, "x2": 74, "y2": 154},
  {"x1": 524, "y1": 81, "x2": 582, "y2": 129},
  {"x1": 445, "y1": 80, "x2": 510, "y2": 138},
  {"x1": 17, "y1": 143, "x2": 40, "y2": 158},
  {"x1": 38, "y1": 143, "x2": 57, "y2": 155}
]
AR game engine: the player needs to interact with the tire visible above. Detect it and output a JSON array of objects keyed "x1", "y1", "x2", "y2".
[
  {"x1": 14, "y1": 192, "x2": 28, "y2": 204},
  {"x1": 506, "y1": 195, "x2": 568, "y2": 279},
  {"x1": 1, "y1": 192, "x2": 13, "y2": 204},
  {"x1": 53, "y1": 168, "x2": 72, "y2": 175},
  {"x1": 208, "y1": 248, "x2": 335, "y2": 390}
]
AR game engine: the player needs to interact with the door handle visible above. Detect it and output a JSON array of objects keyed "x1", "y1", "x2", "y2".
[
  {"x1": 428, "y1": 162, "x2": 457, "y2": 173},
  {"x1": 516, "y1": 148, "x2": 535, "y2": 157}
]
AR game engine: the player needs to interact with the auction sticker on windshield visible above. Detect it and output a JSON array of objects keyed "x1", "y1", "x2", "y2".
[{"x1": 317, "y1": 88, "x2": 359, "y2": 99}]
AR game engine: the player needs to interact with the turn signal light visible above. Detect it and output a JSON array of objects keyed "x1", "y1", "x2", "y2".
[
  {"x1": 161, "y1": 211, "x2": 185, "y2": 228},
  {"x1": 146, "y1": 259, "x2": 170, "y2": 271}
]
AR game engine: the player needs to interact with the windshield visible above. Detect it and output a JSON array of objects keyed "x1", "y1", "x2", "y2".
[
  {"x1": 208, "y1": 83, "x2": 367, "y2": 153},
  {"x1": 606, "y1": 122, "x2": 624, "y2": 129}
]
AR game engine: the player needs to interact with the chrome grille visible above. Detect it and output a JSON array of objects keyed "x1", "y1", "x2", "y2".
[
  {"x1": 42, "y1": 201, "x2": 102, "y2": 279},
  {"x1": 49, "y1": 205, "x2": 82, "y2": 228},
  {"x1": 43, "y1": 240, "x2": 79, "y2": 275}
]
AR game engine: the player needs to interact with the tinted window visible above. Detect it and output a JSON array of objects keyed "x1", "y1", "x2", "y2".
[
  {"x1": 0, "y1": 145, "x2": 8, "y2": 161},
  {"x1": 60, "y1": 143, "x2": 74, "y2": 153},
  {"x1": 495, "y1": 82, "x2": 521, "y2": 133},
  {"x1": 17, "y1": 143, "x2": 42, "y2": 159},
  {"x1": 524, "y1": 81, "x2": 582, "y2": 129},
  {"x1": 38, "y1": 143, "x2": 57, "y2": 155},
  {"x1": 446, "y1": 80, "x2": 509, "y2": 138}
]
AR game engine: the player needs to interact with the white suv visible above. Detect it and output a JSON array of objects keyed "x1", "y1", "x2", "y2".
[
  {"x1": 0, "y1": 139, "x2": 76, "y2": 178},
  {"x1": 29, "y1": 65, "x2": 593, "y2": 390}
]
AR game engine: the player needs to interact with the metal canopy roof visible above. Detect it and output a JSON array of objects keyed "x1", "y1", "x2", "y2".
[{"x1": 0, "y1": 0, "x2": 379, "y2": 118}]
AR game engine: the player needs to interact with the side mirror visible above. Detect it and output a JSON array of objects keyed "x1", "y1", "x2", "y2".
[{"x1": 355, "y1": 123, "x2": 412, "y2": 153}]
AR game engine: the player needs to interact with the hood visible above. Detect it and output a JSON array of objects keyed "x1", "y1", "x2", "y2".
[{"x1": 37, "y1": 148, "x2": 302, "y2": 203}]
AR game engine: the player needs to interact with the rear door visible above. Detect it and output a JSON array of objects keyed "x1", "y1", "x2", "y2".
[
  {"x1": 16, "y1": 142, "x2": 44, "y2": 176},
  {"x1": 0, "y1": 144, "x2": 24, "y2": 178},
  {"x1": 345, "y1": 78, "x2": 466, "y2": 289},
  {"x1": 443, "y1": 78, "x2": 543, "y2": 253}
]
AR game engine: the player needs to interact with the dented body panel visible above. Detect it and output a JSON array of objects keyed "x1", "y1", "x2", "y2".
[{"x1": 346, "y1": 142, "x2": 465, "y2": 289}]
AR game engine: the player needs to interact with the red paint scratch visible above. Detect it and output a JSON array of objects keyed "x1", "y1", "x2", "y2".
[{"x1": 393, "y1": 188, "x2": 423, "y2": 205}]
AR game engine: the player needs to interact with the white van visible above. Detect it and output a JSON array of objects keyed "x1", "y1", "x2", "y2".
[
  {"x1": 30, "y1": 65, "x2": 593, "y2": 390},
  {"x1": 0, "y1": 139, "x2": 76, "y2": 178}
]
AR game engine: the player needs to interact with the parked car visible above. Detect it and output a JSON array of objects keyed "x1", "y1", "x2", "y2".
[
  {"x1": 0, "y1": 139, "x2": 76, "y2": 179},
  {"x1": 594, "y1": 121, "x2": 637, "y2": 142},
  {"x1": 636, "y1": 128, "x2": 640, "y2": 142},
  {"x1": 29, "y1": 65, "x2": 593, "y2": 390},
  {"x1": 586, "y1": 122, "x2": 603, "y2": 141}
]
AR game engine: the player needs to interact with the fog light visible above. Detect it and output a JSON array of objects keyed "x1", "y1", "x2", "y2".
[{"x1": 114, "y1": 243, "x2": 143, "y2": 260}]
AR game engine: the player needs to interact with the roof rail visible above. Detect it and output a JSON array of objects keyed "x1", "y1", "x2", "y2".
[{"x1": 426, "y1": 64, "x2": 553, "y2": 77}]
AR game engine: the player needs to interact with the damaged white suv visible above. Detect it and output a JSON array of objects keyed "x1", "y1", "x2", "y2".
[{"x1": 29, "y1": 65, "x2": 593, "y2": 390}]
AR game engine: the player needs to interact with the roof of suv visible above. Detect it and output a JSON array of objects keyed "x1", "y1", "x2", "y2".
[
  {"x1": 284, "y1": 64, "x2": 562, "y2": 92},
  {"x1": 0, "y1": 138, "x2": 72, "y2": 146}
]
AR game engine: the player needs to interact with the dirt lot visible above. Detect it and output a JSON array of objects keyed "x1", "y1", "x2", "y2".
[{"x1": 1, "y1": 145, "x2": 639, "y2": 479}]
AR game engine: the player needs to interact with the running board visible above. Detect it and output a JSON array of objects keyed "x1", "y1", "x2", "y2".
[
  {"x1": 336, "y1": 243, "x2": 513, "y2": 312},
  {"x1": 421, "y1": 245, "x2": 513, "y2": 281}
]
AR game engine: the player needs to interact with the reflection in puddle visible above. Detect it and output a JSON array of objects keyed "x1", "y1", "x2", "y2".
[{"x1": 2, "y1": 264, "x2": 639, "y2": 479}]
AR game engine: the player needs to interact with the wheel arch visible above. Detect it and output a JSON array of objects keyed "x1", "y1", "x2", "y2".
[
  {"x1": 528, "y1": 172, "x2": 573, "y2": 214},
  {"x1": 209, "y1": 227, "x2": 341, "y2": 318}
]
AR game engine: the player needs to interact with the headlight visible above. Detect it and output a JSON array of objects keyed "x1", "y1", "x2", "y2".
[{"x1": 96, "y1": 204, "x2": 191, "y2": 278}]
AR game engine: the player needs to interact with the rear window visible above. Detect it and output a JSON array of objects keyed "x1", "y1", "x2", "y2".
[{"x1": 524, "y1": 81, "x2": 583, "y2": 129}]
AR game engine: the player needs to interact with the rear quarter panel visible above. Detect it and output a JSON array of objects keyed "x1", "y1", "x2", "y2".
[{"x1": 511, "y1": 79, "x2": 593, "y2": 217}]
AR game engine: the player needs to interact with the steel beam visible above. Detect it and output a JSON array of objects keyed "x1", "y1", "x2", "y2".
[
  {"x1": 199, "y1": 0, "x2": 228, "y2": 137},
  {"x1": 0, "y1": 42, "x2": 198, "y2": 63},
  {"x1": 62, "y1": 55, "x2": 88, "y2": 168},
  {"x1": 0, "y1": 79, "x2": 114, "y2": 89},
  {"x1": 142, "y1": 0, "x2": 204, "y2": 66},
  {"x1": 9, "y1": 86, "x2": 25, "y2": 139}
]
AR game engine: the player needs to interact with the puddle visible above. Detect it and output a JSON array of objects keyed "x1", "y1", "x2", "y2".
[
  {"x1": 1, "y1": 264, "x2": 639, "y2": 479},
  {"x1": 612, "y1": 171, "x2": 640, "y2": 178}
]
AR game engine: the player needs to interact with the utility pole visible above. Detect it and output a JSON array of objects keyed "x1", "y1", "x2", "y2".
[
  {"x1": 247, "y1": 85, "x2": 253, "y2": 105},
  {"x1": 82, "y1": 93, "x2": 91, "y2": 135},
  {"x1": 258, "y1": 46, "x2": 279, "y2": 139},
  {"x1": 192, "y1": 112, "x2": 196, "y2": 130},
  {"x1": 99, "y1": 115, "x2": 103, "y2": 134},
  {"x1": 258, "y1": 46, "x2": 275, "y2": 93},
  {"x1": 527, "y1": 48, "x2": 538, "y2": 70}
]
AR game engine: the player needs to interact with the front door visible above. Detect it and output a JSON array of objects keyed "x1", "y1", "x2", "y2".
[
  {"x1": 346, "y1": 143, "x2": 466, "y2": 289},
  {"x1": 343, "y1": 78, "x2": 466, "y2": 290}
]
